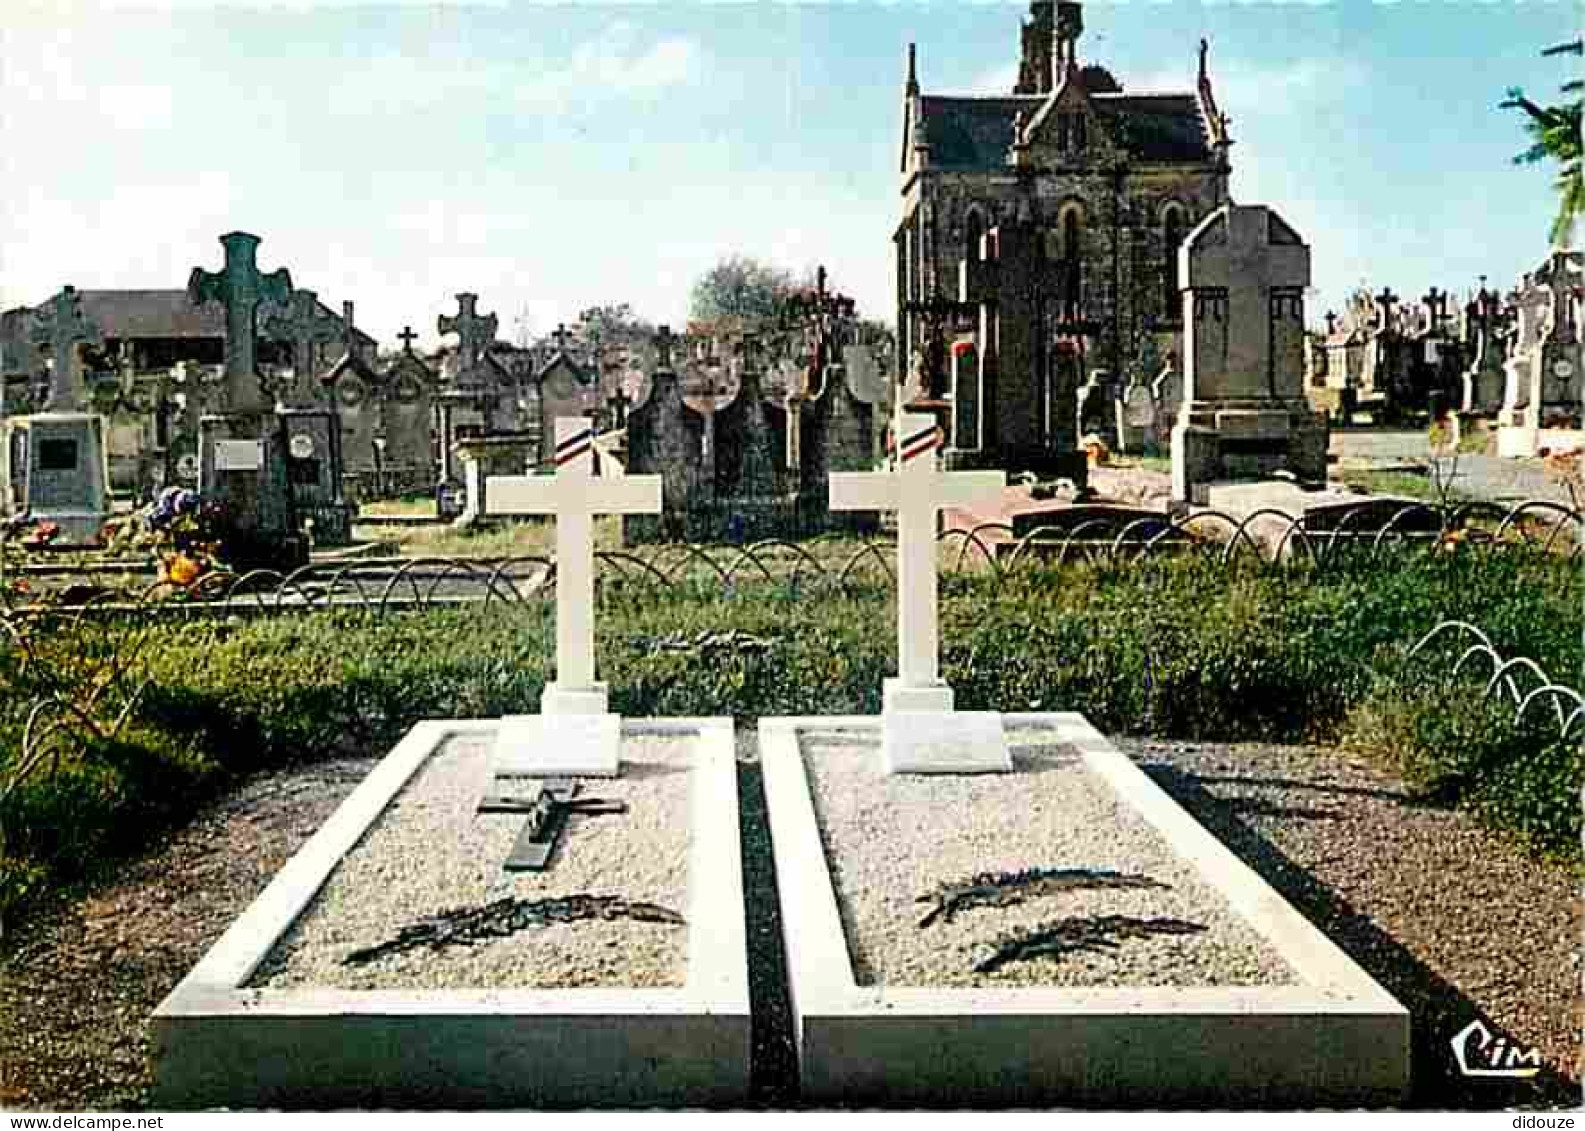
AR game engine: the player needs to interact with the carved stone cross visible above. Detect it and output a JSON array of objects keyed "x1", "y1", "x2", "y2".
[
  {"x1": 438, "y1": 293, "x2": 498, "y2": 376},
  {"x1": 829, "y1": 409, "x2": 1009, "y2": 774},
  {"x1": 188, "y1": 231, "x2": 293, "y2": 415},
  {"x1": 398, "y1": 326, "x2": 419, "y2": 354},
  {"x1": 484, "y1": 417, "x2": 663, "y2": 777},
  {"x1": 31, "y1": 285, "x2": 102, "y2": 412},
  {"x1": 958, "y1": 222, "x2": 1072, "y2": 453},
  {"x1": 263, "y1": 288, "x2": 340, "y2": 398}
]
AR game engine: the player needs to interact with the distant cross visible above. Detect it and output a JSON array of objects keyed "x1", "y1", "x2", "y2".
[
  {"x1": 486, "y1": 417, "x2": 661, "y2": 696},
  {"x1": 653, "y1": 324, "x2": 677, "y2": 369},
  {"x1": 31, "y1": 285, "x2": 102, "y2": 411},
  {"x1": 552, "y1": 323, "x2": 571, "y2": 353},
  {"x1": 398, "y1": 326, "x2": 419, "y2": 354},
  {"x1": 1374, "y1": 287, "x2": 1399, "y2": 334},
  {"x1": 263, "y1": 288, "x2": 340, "y2": 395},
  {"x1": 829, "y1": 410, "x2": 1004, "y2": 699},
  {"x1": 438, "y1": 293, "x2": 498, "y2": 375},
  {"x1": 1324, "y1": 310, "x2": 1338, "y2": 336},
  {"x1": 1423, "y1": 287, "x2": 1451, "y2": 335},
  {"x1": 188, "y1": 231, "x2": 293, "y2": 414}
]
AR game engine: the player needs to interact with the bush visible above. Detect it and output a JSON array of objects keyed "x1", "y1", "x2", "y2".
[
  {"x1": 1343, "y1": 677, "x2": 1581, "y2": 859},
  {"x1": 2, "y1": 547, "x2": 1580, "y2": 921}
]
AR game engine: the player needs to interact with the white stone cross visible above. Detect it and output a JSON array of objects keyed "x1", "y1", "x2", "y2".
[
  {"x1": 829, "y1": 410, "x2": 1010, "y2": 774},
  {"x1": 485, "y1": 417, "x2": 661, "y2": 777}
]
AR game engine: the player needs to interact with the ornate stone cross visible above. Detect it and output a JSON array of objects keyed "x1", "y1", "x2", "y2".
[
  {"x1": 957, "y1": 222, "x2": 1075, "y2": 454},
  {"x1": 438, "y1": 293, "x2": 498, "y2": 377},
  {"x1": 188, "y1": 231, "x2": 293, "y2": 415},
  {"x1": 263, "y1": 288, "x2": 340, "y2": 402},
  {"x1": 31, "y1": 285, "x2": 102, "y2": 411},
  {"x1": 829, "y1": 409, "x2": 1009, "y2": 773},
  {"x1": 484, "y1": 417, "x2": 663, "y2": 777}
]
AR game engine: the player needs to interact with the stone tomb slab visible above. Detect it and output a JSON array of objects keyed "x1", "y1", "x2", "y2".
[
  {"x1": 152, "y1": 718, "x2": 747, "y2": 1109},
  {"x1": 758, "y1": 713, "x2": 1408, "y2": 1106}
]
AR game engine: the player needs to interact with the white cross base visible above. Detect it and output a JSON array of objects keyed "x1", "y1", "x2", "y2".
[
  {"x1": 494, "y1": 710, "x2": 620, "y2": 779},
  {"x1": 484, "y1": 417, "x2": 661, "y2": 778},
  {"x1": 882, "y1": 678, "x2": 1010, "y2": 774},
  {"x1": 830, "y1": 410, "x2": 1012, "y2": 775}
]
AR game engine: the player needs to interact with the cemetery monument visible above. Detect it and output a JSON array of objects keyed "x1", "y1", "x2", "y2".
[
  {"x1": 2, "y1": 285, "x2": 112, "y2": 543},
  {"x1": 1169, "y1": 203, "x2": 1328, "y2": 504}
]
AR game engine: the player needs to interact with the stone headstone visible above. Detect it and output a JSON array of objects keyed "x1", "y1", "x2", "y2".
[
  {"x1": 1114, "y1": 382, "x2": 1155, "y2": 455},
  {"x1": 1150, "y1": 357, "x2": 1182, "y2": 446},
  {"x1": 1170, "y1": 204, "x2": 1327, "y2": 502},
  {"x1": 1498, "y1": 250, "x2": 1584, "y2": 455}
]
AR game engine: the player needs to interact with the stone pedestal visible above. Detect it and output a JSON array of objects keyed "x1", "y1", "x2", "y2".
[
  {"x1": 1172, "y1": 400, "x2": 1328, "y2": 504},
  {"x1": 2, "y1": 412, "x2": 111, "y2": 544},
  {"x1": 453, "y1": 433, "x2": 537, "y2": 525}
]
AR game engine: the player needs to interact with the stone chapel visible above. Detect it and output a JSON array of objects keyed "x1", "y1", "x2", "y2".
[{"x1": 896, "y1": 0, "x2": 1232, "y2": 474}]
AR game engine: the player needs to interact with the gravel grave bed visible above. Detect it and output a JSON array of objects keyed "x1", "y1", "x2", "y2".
[
  {"x1": 249, "y1": 732, "x2": 691, "y2": 992},
  {"x1": 1, "y1": 734, "x2": 1576, "y2": 1110},
  {"x1": 800, "y1": 725, "x2": 1296, "y2": 989}
]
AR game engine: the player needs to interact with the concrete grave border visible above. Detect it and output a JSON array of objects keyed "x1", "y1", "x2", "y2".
[
  {"x1": 759, "y1": 712, "x2": 1410, "y2": 1107},
  {"x1": 153, "y1": 717, "x2": 748, "y2": 1109}
]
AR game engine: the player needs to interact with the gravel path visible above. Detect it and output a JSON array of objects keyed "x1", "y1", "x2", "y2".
[
  {"x1": 802, "y1": 726, "x2": 1293, "y2": 988},
  {"x1": 251, "y1": 733, "x2": 691, "y2": 991},
  {"x1": 0, "y1": 733, "x2": 1577, "y2": 1110},
  {"x1": 1119, "y1": 737, "x2": 1581, "y2": 1110}
]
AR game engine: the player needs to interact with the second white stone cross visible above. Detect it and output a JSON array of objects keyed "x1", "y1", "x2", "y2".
[
  {"x1": 485, "y1": 417, "x2": 662, "y2": 777},
  {"x1": 830, "y1": 411, "x2": 1010, "y2": 774}
]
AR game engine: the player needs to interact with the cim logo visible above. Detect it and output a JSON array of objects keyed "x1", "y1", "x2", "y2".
[{"x1": 1451, "y1": 1020, "x2": 1542, "y2": 1079}]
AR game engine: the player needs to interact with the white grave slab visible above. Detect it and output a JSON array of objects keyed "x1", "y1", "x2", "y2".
[
  {"x1": 829, "y1": 411, "x2": 1009, "y2": 773},
  {"x1": 485, "y1": 417, "x2": 661, "y2": 776},
  {"x1": 152, "y1": 718, "x2": 749, "y2": 1108},
  {"x1": 758, "y1": 713, "x2": 1410, "y2": 1106}
]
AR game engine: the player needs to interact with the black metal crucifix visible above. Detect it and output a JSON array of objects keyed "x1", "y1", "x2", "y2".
[{"x1": 478, "y1": 781, "x2": 628, "y2": 871}]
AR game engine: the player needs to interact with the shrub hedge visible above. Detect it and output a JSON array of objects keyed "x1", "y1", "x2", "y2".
[{"x1": 2, "y1": 547, "x2": 1579, "y2": 920}]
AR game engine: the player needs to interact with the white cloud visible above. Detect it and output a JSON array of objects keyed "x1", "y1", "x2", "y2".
[
  {"x1": 517, "y1": 23, "x2": 703, "y2": 109},
  {"x1": 327, "y1": 22, "x2": 702, "y2": 119}
]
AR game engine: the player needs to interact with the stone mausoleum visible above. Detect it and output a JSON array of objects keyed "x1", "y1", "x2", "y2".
[{"x1": 896, "y1": 0, "x2": 1231, "y2": 476}]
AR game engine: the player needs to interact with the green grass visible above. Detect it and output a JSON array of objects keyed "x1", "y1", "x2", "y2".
[
  {"x1": 2, "y1": 547, "x2": 1580, "y2": 921},
  {"x1": 1336, "y1": 467, "x2": 1474, "y2": 504},
  {"x1": 357, "y1": 495, "x2": 439, "y2": 518}
]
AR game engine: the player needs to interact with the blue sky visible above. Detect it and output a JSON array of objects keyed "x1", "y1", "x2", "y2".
[{"x1": 2, "y1": 0, "x2": 1578, "y2": 352}]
